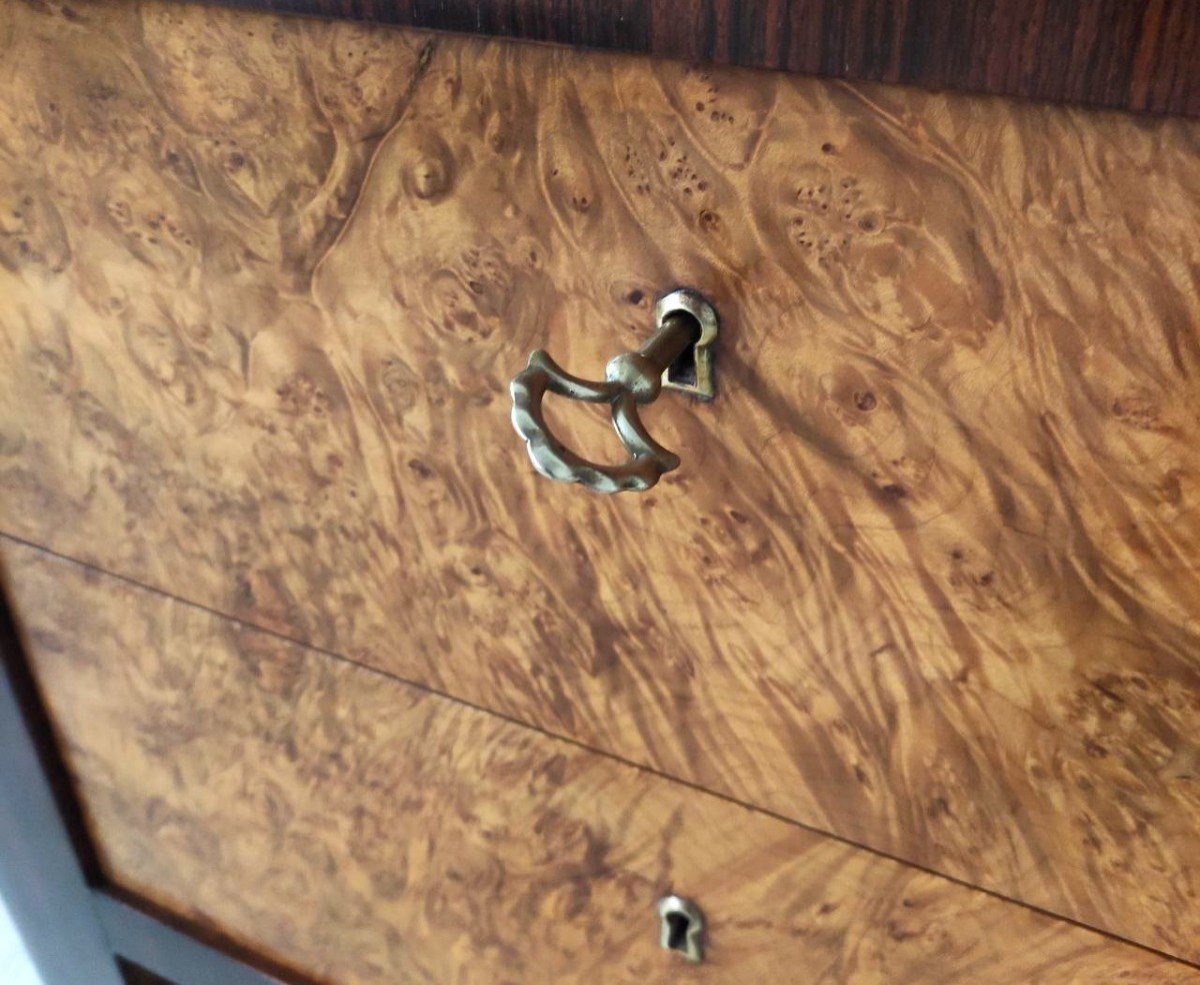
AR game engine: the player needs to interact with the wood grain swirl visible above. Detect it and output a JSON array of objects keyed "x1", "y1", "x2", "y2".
[
  {"x1": 6, "y1": 539, "x2": 1200, "y2": 984},
  {"x1": 2, "y1": 0, "x2": 1200, "y2": 961}
]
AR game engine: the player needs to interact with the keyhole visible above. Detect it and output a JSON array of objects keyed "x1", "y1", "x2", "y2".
[
  {"x1": 664, "y1": 329, "x2": 698, "y2": 388},
  {"x1": 657, "y1": 895, "x2": 704, "y2": 962},
  {"x1": 666, "y1": 911, "x2": 691, "y2": 952}
]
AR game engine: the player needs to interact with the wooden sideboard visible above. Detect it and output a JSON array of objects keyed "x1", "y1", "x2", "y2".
[{"x1": 1, "y1": 1, "x2": 1198, "y2": 981}]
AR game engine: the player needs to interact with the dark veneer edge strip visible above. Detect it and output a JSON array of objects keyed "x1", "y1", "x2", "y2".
[{"x1": 208, "y1": 0, "x2": 1200, "y2": 116}]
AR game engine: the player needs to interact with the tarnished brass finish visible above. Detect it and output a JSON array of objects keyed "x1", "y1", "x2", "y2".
[{"x1": 509, "y1": 289, "x2": 719, "y2": 493}]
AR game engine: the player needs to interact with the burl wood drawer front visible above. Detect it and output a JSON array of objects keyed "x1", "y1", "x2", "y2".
[
  {"x1": 2, "y1": 0, "x2": 1199, "y2": 963},
  {"x1": 4, "y1": 538, "x2": 1199, "y2": 984}
]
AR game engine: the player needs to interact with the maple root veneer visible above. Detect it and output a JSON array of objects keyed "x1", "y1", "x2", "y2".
[
  {"x1": 6, "y1": 539, "x2": 1200, "y2": 983},
  {"x1": 1, "y1": 0, "x2": 1199, "y2": 977}
]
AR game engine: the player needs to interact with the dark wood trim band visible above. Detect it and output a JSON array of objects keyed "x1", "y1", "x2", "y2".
[{"x1": 211, "y1": 0, "x2": 1200, "y2": 117}]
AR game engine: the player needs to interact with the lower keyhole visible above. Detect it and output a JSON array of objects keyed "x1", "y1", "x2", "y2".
[
  {"x1": 658, "y1": 894, "x2": 703, "y2": 962},
  {"x1": 666, "y1": 912, "x2": 691, "y2": 953}
]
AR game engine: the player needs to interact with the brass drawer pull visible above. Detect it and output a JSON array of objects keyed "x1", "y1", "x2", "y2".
[{"x1": 509, "y1": 288, "x2": 719, "y2": 493}]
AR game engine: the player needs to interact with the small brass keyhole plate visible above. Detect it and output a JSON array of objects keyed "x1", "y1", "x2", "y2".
[
  {"x1": 656, "y1": 289, "x2": 718, "y2": 401},
  {"x1": 657, "y1": 895, "x2": 704, "y2": 962}
]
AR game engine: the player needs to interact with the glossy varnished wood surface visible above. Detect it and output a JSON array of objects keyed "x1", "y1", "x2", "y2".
[
  {"x1": 224, "y1": 0, "x2": 1200, "y2": 117},
  {"x1": 5, "y1": 539, "x2": 1200, "y2": 984},
  {"x1": 2, "y1": 0, "x2": 1200, "y2": 961}
]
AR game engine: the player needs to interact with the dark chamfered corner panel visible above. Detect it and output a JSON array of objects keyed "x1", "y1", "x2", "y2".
[
  {"x1": 1, "y1": 574, "x2": 297, "y2": 985},
  {"x1": 0, "y1": 585, "x2": 122, "y2": 985},
  {"x1": 221, "y1": 0, "x2": 1200, "y2": 115},
  {"x1": 95, "y1": 895, "x2": 286, "y2": 985},
  {"x1": 119, "y1": 957, "x2": 179, "y2": 985}
]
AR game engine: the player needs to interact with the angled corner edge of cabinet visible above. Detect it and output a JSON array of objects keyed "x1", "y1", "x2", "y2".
[{"x1": 0, "y1": 555, "x2": 299, "y2": 985}]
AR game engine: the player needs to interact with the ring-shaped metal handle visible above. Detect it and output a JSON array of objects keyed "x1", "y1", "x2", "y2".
[{"x1": 509, "y1": 289, "x2": 718, "y2": 494}]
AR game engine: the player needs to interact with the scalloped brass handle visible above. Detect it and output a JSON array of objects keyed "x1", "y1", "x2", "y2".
[{"x1": 509, "y1": 289, "x2": 719, "y2": 493}]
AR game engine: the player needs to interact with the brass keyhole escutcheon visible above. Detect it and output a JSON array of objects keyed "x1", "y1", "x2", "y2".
[{"x1": 657, "y1": 895, "x2": 704, "y2": 962}]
